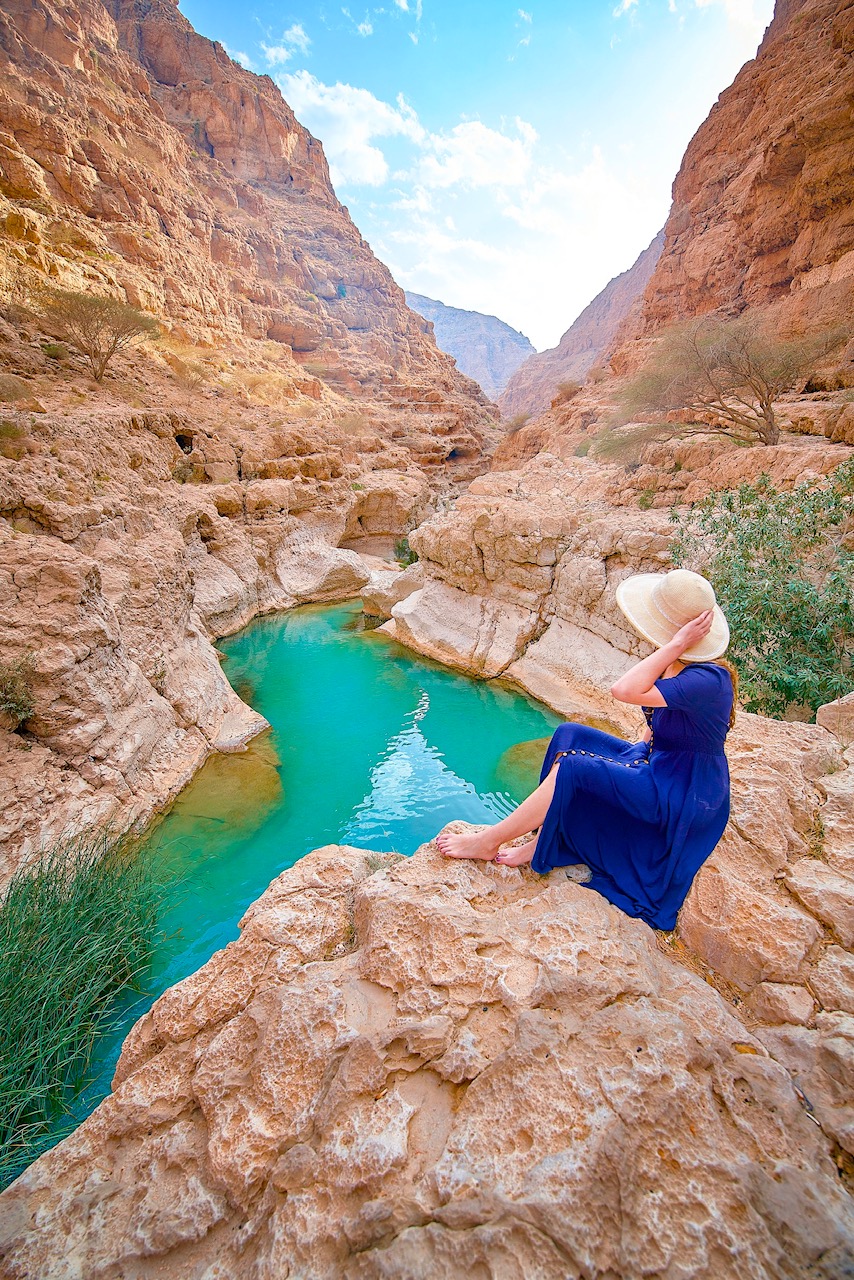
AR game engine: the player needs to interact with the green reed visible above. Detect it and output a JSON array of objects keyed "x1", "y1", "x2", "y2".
[{"x1": 0, "y1": 831, "x2": 165, "y2": 1188}]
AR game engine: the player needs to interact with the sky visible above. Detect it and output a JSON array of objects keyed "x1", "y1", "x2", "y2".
[{"x1": 180, "y1": 0, "x2": 776, "y2": 351}]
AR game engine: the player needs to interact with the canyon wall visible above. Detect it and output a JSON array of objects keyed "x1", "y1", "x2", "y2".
[
  {"x1": 0, "y1": 0, "x2": 493, "y2": 431},
  {"x1": 404, "y1": 292, "x2": 535, "y2": 400},
  {"x1": 633, "y1": 0, "x2": 854, "y2": 338}
]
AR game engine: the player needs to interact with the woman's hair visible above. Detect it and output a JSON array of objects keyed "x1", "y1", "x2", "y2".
[{"x1": 714, "y1": 656, "x2": 739, "y2": 728}]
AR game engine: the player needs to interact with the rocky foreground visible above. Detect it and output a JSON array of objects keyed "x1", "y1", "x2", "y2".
[{"x1": 1, "y1": 823, "x2": 852, "y2": 1278}]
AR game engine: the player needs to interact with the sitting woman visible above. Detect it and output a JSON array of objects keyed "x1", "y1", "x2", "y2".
[{"x1": 435, "y1": 568, "x2": 736, "y2": 932}]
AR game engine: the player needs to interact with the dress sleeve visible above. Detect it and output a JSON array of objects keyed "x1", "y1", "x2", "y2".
[{"x1": 655, "y1": 664, "x2": 726, "y2": 715}]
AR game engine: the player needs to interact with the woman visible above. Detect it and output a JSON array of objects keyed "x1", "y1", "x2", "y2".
[{"x1": 436, "y1": 568, "x2": 735, "y2": 932}]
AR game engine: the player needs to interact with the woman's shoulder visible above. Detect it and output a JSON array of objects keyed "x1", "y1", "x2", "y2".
[{"x1": 657, "y1": 661, "x2": 732, "y2": 715}]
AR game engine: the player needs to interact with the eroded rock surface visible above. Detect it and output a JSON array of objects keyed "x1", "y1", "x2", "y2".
[
  {"x1": 635, "y1": 0, "x2": 854, "y2": 336},
  {"x1": 1, "y1": 840, "x2": 852, "y2": 1279}
]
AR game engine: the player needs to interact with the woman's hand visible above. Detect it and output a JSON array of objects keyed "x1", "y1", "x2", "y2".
[
  {"x1": 611, "y1": 608, "x2": 715, "y2": 706},
  {"x1": 671, "y1": 609, "x2": 714, "y2": 657}
]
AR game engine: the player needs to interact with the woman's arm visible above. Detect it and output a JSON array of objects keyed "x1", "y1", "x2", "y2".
[{"x1": 610, "y1": 609, "x2": 714, "y2": 706}]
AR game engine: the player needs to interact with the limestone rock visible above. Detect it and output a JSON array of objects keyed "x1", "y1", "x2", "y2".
[
  {"x1": 759, "y1": 1013, "x2": 854, "y2": 1157},
  {"x1": 817, "y1": 690, "x2": 854, "y2": 745},
  {"x1": 0, "y1": 0, "x2": 497, "y2": 467},
  {"x1": 361, "y1": 562, "x2": 424, "y2": 620},
  {"x1": 343, "y1": 471, "x2": 431, "y2": 540},
  {"x1": 504, "y1": 618, "x2": 643, "y2": 737},
  {"x1": 272, "y1": 532, "x2": 371, "y2": 608},
  {"x1": 1, "y1": 841, "x2": 852, "y2": 1278},
  {"x1": 633, "y1": 0, "x2": 854, "y2": 339},
  {"x1": 785, "y1": 860, "x2": 854, "y2": 948},
  {"x1": 812, "y1": 947, "x2": 854, "y2": 1015},
  {"x1": 391, "y1": 582, "x2": 541, "y2": 678},
  {"x1": 746, "y1": 982, "x2": 816, "y2": 1026},
  {"x1": 679, "y1": 861, "x2": 823, "y2": 992}
]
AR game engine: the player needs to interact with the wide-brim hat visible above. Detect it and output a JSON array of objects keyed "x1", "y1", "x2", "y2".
[{"x1": 616, "y1": 568, "x2": 729, "y2": 661}]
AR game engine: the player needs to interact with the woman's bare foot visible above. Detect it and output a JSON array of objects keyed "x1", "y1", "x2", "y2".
[
  {"x1": 494, "y1": 836, "x2": 538, "y2": 867},
  {"x1": 436, "y1": 828, "x2": 500, "y2": 860}
]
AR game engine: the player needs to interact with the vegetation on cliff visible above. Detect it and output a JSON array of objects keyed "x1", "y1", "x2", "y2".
[
  {"x1": 39, "y1": 289, "x2": 159, "y2": 384},
  {"x1": 672, "y1": 457, "x2": 854, "y2": 718},
  {"x1": 618, "y1": 317, "x2": 846, "y2": 446},
  {"x1": 0, "y1": 653, "x2": 35, "y2": 730},
  {"x1": 0, "y1": 833, "x2": 165, "y2": 1189}
]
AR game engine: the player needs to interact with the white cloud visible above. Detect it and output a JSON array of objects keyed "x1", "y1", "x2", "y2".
[
  {"x1": 613, "y1": 0, "x2": 638, "y2": 14},
  {"x1": 342, "y1": 7, "x2": 374, "y2": 36},
  {"x1": 278, "y1": 72, "x2": 425, "y2": 186},
  {"x1": 283, "y1": 22, "x2": 310, "y2": 51},
  {"x1": 261, "y1": 22, "x2": 311, "y2": 66},
  {"x1": 518, "y1": 8, "x2": 533, "y2": 21},
  {"x1": 414, "y1": 118, "x2": 538, "y2": 191},
  {"x1": 223, "y1": 44, "x2": 256, "y2": 71}
]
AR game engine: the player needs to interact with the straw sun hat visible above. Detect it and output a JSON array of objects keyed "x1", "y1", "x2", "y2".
[{"x1": 616, "y1": 568, "x2": 730, "y2": 661}]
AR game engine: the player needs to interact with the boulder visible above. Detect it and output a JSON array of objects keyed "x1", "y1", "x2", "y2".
[
  {"x1": 391, "y1": 581, "x2": 541, "y2": 678},
  {"x1": 0, "y1": 840, "x2": 851, "y2": 1278},
  {"x1": 361, "y1": 561, "x2": 424, "y2": 620}
]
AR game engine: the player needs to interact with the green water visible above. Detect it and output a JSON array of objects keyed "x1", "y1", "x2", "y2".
[{"x1": 70, "y1": 600, "x2": 561, "y2": 1123}]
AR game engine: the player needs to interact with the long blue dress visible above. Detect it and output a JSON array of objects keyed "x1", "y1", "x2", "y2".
[{"x1": 531, "y1": 663, "x2": 733, "y2": 931}]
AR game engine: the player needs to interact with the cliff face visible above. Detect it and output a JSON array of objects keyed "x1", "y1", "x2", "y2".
[
  {"x1": 404, "y1": 292, "x2": 535, "y2": 400},
  {"x1": 0, "y1": 0, "x2": 493, "y2": 437},
  {"x1": 636, "y1": 0, "x2": 854, "y2": 336},
  {"x1": 497, "y1": 231, "x2": 664, "y2": 419}
]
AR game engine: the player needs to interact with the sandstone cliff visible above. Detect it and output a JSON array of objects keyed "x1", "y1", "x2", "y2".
[
  {"x1": 0, "y1": 0, "x2": 494, "y2": 438},
  {"x1": 405, "y1": 292, "x2": 535, "y2": 400},
  {"x1": 634, "y1": 0, "x2": 854, "y2": 337},
  {"x1": 497, "y1": 231, "x2": 664, "y2": 420},
  {"x1": 1, "y1": 835, "x2": 853, "y2": 1277}
]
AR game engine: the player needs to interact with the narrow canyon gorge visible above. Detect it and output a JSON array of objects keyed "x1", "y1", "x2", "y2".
[{"x1": 0, "y1": 0, "x2": 853, "y2": 1275}]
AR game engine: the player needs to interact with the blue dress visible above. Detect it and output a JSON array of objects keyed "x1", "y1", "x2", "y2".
[{"x1": 531, "y1": 663, "x2": 733, "y2": 931}]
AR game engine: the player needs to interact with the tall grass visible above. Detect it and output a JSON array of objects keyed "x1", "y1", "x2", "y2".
[{"x1": 0, "y1": 831, "x2": 165, "y2": 1188}]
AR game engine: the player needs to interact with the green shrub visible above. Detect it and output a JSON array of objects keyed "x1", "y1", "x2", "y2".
[
  {"x1": 671, "y1": 458, "x2": 854, "y2": 718},
  {"x1": 0, "y1": 831, "x2": 166, "y2": 1187},
  {"x1": 504, "y1": 412, "x2": 531, "y2": 435},
  {"x1": 394, "y1": 536, "x2": 418, "y2": 567},
  {"x1": 573, "y1": 440, "x2": 590, "y2": 457},
  {"x1": 637, "y1": 488, "x2": 655, "y2": 510},
  {"x1": 41, "y1": 343, "x2": 67, "y2": 361},
  {"x1": 0, "y1": 653, "x2": 36, "y2": 728}
]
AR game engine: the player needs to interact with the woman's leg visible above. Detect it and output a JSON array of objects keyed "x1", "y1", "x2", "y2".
[{"x1": 435, "y1": 763, "x2": 560, "y2": 860}]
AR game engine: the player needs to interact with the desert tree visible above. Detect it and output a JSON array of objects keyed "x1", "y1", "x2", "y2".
[
  {"x1": 40, "y1": 288, "x2": 158, "y2": 382},
  {"x1": 619, "y1": 316, "x2": 845, "y2": 446}
]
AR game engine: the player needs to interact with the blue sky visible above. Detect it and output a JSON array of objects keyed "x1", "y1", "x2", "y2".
[{"x1": 181, "y1": 0, "x2": 775, "y2": 350}]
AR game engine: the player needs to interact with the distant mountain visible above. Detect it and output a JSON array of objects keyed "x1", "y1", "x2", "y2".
[
  {"x1": 497, "y1": 231, "x2": 665, "y2": 419},
  {"x1": 405, "y1": 293, "x2": 536, "y2": 400}
]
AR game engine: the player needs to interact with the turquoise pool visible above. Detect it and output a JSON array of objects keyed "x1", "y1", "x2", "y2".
[{"x1": 68, "y1": 599, "x2": 563, "y2": 1125}]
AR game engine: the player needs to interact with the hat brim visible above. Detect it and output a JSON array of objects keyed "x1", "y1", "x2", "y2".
[{"x1": 616, "y1": 573, "x2": 730, "y2": 661}]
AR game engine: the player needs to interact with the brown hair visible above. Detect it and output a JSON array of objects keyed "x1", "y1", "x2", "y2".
[{"x1": 714, "y1": 657, "x2": 739, "y2": 728}]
